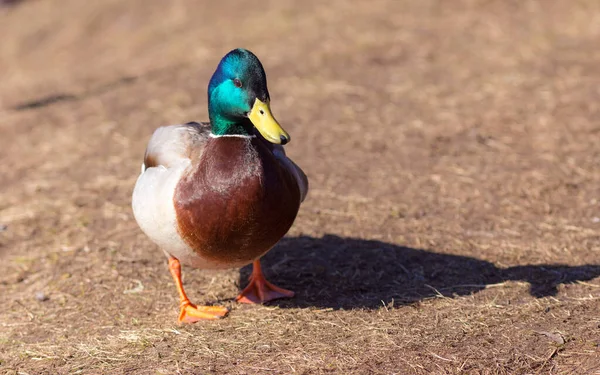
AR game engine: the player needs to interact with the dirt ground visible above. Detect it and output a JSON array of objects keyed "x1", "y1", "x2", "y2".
[{"x1": 1, "y1": 0, "x2": 600, "y2": 374}]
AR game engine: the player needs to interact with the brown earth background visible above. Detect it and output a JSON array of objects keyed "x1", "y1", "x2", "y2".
[{"x1": 1, "y1": 0, "x2": 600, "y2": 374}]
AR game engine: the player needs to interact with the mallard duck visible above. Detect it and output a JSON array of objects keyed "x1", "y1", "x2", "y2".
[{"x1": 132, "y1": 48, "x2": 308, "y2": 323}]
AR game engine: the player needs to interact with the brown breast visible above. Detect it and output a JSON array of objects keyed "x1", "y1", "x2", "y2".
[{"x1": 173, "y1": 136, "x2": 301, "y2": 265}]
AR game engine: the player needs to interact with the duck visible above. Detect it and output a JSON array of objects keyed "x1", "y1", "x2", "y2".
[{"x1": 132, "y1": 48, "x2": 308, "y2": 323}]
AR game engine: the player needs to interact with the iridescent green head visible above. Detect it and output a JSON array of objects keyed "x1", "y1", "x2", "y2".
[{"x1": 207, "y1": 48, "x2": 290, "y2": 144}]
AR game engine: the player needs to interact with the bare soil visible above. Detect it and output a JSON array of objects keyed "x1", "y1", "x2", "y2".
[{"x1": 1, "y1": 0, "x2": 600, "y2": 374}]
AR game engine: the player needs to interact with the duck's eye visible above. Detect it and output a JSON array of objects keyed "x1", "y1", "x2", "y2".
[{"x1": 233, "y1": 78, "x2": 242, "y2": 88}]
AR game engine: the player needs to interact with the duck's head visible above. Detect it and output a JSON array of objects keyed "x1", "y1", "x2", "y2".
[{"x1": 207, "y1": 48, "x2": 290, "y2": 145}]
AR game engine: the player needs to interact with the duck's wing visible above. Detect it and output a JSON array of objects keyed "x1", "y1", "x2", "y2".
[
  {"x1": 142, "y1": 121, "x2": 211, "y2": 171},
  {"x1": 254, "y1": 129, "x2": 308, "y2": 203},
  {"x1": 132, "y1": 122, "x2": 211, "y2": 258},
  {"x1": 271, "y1": 143, "x2": 309, "y2": 202}
]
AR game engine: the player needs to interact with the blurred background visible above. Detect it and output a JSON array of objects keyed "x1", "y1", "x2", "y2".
[{"x1": 1, "y1": 1, "x2": 600, "y2": 374}]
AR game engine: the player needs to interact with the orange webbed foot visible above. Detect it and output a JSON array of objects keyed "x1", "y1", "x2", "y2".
[
  {"x1": 168, "y1": 256, "x2": 229, "y2": 323},
  {"x1": 178, "y1": 301, "x2": 229, "y2": 323},
  {"x1": 236, "y1": 260, "x2": 294, "y2": 304}
]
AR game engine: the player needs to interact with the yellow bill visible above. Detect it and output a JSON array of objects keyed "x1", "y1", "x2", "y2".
[{"x1": 248, "y1": 98, "x2": 290, "y2": 144}]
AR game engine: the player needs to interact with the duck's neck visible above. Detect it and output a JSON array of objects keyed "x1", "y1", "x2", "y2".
[{"x1": 209, "y1": 110, "x2": 254, "y2": 137}]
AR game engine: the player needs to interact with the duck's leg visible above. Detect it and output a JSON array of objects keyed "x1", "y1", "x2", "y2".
[
  {"x1": 167, "y1": 257, "x2": 229, "y2": 323},
  {"x1": 236, "y1": 259, "x2": 294, "y2": 304}
]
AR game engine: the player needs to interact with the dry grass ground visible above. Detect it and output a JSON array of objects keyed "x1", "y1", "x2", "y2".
[{"x1": 1, "y1": 0, "x2": 600, "y2": 374}]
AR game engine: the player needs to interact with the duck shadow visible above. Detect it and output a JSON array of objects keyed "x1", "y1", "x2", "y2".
[{"x1": 238, "y1": 234, "x2": 600, "y2": 309}]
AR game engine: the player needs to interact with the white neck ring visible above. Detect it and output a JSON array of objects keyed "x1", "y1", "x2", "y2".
[{"x1": 209, "y1": 132, "x2": 256, "y2": 139}]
